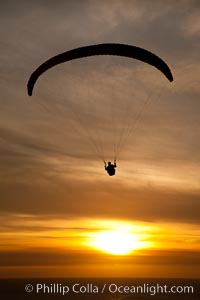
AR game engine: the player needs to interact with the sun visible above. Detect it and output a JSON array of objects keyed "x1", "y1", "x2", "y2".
[{"x1": 90, "y1": 230, "x2": 144, "y2": 255}]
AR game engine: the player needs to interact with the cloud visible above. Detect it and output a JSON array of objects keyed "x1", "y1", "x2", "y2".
[
  {"x1": 0, "y1": 248, "x2": 200, "y2": 267},
  {"x1": 0, "y1": 177, "x2": 199, "y2": 224}
]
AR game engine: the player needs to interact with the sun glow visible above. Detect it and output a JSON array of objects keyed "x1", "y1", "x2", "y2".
[{"x1": 90, "y1": 230, "x2": 146, "y2": 255}]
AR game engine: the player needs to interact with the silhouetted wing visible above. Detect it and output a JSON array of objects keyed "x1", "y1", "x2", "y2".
[{"x1": 27, "y1": 43, "x2": 173, "y2": 96}]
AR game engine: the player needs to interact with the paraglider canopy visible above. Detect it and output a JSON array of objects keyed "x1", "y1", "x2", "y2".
[{"x1": 27, "y1": 43, "x2": 173, "y2": 96}]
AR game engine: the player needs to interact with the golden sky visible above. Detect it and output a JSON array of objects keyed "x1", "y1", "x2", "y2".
[
  {"x1": 1, "y1": 215, "x2": 200, "y2": 278},
  {"x1": 0, "y1": 0, "x2": 200, "y2": 279}
]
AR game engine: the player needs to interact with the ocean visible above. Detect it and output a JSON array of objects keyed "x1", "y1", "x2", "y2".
[{"x1": 0, "y1": 278, "x2": 199, "y2": 300}]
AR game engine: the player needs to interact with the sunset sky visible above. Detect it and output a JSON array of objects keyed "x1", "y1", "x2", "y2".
[{"x1": 0, "y1": 0, "x2": 200, "y2": 279}]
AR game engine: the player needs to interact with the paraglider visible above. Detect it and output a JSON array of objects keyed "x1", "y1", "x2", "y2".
[
  {"x1": 27, "y1": 43, "x2": 173, "y2": 176},
  {"x1": 104, "y1": 160, "x2": 117, "y2": 176}
]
